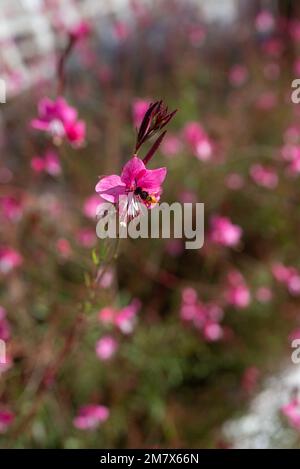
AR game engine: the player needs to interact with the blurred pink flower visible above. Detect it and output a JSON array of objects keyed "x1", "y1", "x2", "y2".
[
  {"x1": 83, "y1": 195, "x2": 103, "y2": 219},
  {"x1": 132, "y1": 99, "x2": 151, "y2": 128},
  {"x1": 225, "y1": 271, "x2": 251, "y2": 309},
  {"x1": 0, "y1": 247, "x2": 22, "y2": 274},
  {"x1": 255, "y1": 91, "x2": 277, "y2": 111},
  {"x1": 228, "y1": 64, "x2": 248, "y2": 87},
  {"x1": 96, "y1": 335, "x2": 118, "y2": 361},
  {"x1": 96, "y1": 267, "x2": 114, "y2": 289},
  {"x1": 290, "y1": 20, "x2": 300, "y2": 43},
  {"x1": 255, "y1": 10, "x2": 275, "y2": 34},
  {"x1": 31, "y1": 150, "x2": 61, "y2": 176},
  {"x1": 56, "y1": 238, "x2": 72, "y2": 258},
  {"x1": 113, "y1": 21, "x2": 131, "y2": 41},
  {"x1": 0, "y1": 409, "x2": 15, "y2": 433},
  {"x1": 0, "y1": 196, "x2": 23, "y2": 222},
  {"x1": 272, "y1": 263, "x2": 300, "y2": 295},
  {"x1": 31, "y1": 97, "x2": 86, "y2": 147},
  {"x1": 76, "y1": 228, "x2": 96, "y2": 248},
  {"x1": 160, "y1": 134, "x2": 182, "y2": 158},
  {"x1": 281, "y1": 399, "x2": 300, "y2": 430},
  {"x1": 203, "y1": 321, "x2": 223, "y2": 342},
  {"x1": 210, "y1": 216, "x2": 242, "y2": 247},
  {"x1": 73, "y1": 405, "x2": 109, "y2": 430},
  {"x1": 95, "y1": 156, "x2": 167, "y2": 224},
  {"x1": 250, "y1": 164, "x2": 278, "y2": 189},
  {"x1": 187, "y1": 25, "x2": 206, "y2": 47},
  {"x1": 98, "y1": 300, "x2": 141, "y2": 334},
  {"x1": 183, "y1": 122, "x2": 213, "y2": 161},
  {"x1": 69, "y1": 21, "x2": 90, "y2": 40}
]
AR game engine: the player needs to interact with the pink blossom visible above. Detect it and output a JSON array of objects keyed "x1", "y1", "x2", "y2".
[
  {"x1": 225, "y1": 271, "x2": 251, "y2": 309},
  {"x1": 114, "y1": 300, "x2": 141, "y2": 334},
  {"x1": 255, "y1": 91, "x2": 277, "y2": 111},
  {"x1": 95, "y1": 156, "x2": 167, "y2": 224},
  {"x1": 160, "y1": 134, "x2": 182, "y2": 158},
  {"x1": 31, "y1": 97, "x2": 86, "y2": 147},
  {"x1": 210, "y1": 216, "x2": 242, "y2": 247},
  {"x1": 73, "y1": 405, "x2": 109, "y2": 430},
  {"x1": 56, "y1": 238, "x2": 72, "y2": 258},
  {"x1": 187, "y1": 25, "x2": 206, "y2": 47},
  {"x1": 96, "y1": 267, "x2": 114, "y2": 289},
  {"x1": 290, "y1": 20, "x2": 300, "y2": 42},
  {"x1": 272, "y1": 263, "x2": 300, "y2": 296},
  {"x1": 132, "y1": 99, "x2": 151, "y2": 128},
  {"x1": 281, "y1": 399, "x2": 300, "y2": 430},
  {"x1": 0, "y1": 409, "x2": 15, "y2": 433},
  {"x1": 255, "y1": 10, "x2": 275, "y2": 34},
  {"x1": 69, "y1": 21, "x2": 90, "y2": 40},
  {"x1": 95, "y1": 336, "x2": 118, "y2": 361},
  {"x1": 183, "y1": 122, "x2": 213, "y2": 161},
  {"x1": 0, "y1": 247, "x2": 22, "y2": 274},
  {"x1": 76, "y1": 228, "x2": 96, "y2": 248},
  {"x1": 31, "y1": 150, "x2": 61, "y2": 176},
  {"x1": 113, "y1": 21, "x2": 130, "y2": 42},
  {"x1": 83, "y1": 195, "x2": 103, "y2": 219},
  {"x1": 250, "y1": 164, "x2": 278, "y2": 189},
  {"x1": 0, "y1": 196, "x2": 23, "y2": 222},
  {"x1": 203, "y1": 322, "x2": 223, "y2": 342},
  {"x1": 98, "y1": 300, "x2": 140, "y2": 334},
  {"x1": 228, "y1": 64, "x2": 248, "y2": 87}
]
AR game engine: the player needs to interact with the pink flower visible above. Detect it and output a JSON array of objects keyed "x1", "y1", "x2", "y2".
[
  {"x1": 281, "y1": 399, "x2": 300, "y2": 430},
  {"x1": 225, "y1": 271, "x2": 251, "y2": 309},
  {"x1": 250, "y1": 164, "x2": 278, "y2": 189},
  {"x1": 255, "y1": 10, "x2": 275, "y2": 34},
  {"x1": 0, "y1": 247, "x2": 22, "y2": 274},
  {"x1": 272, "y1": 263, "x2": 300, "y2": 296},
  {"x1": 83, "y1": 195, "x2": 103, "y2": 219},
  {"x1": 0, "y1": 196, "x2": 23, "y2": 222},
  {"x1": 69, "y1": 21, "x2": 90, "y2": 40},
  {"x1": 0, "y1": 409, "x2": 15, "y2": 433},
  {"x1": 31, "y1": 97, "x2": 86, "y2": 147},
  {"x1": 98, "y1": 300, "x2": 141, "y2": 334},
  {"x1": 203, "y1": 322, "x2": 223, "y2": 342},
  {"x1": 76, "y1": 228, "x2": 96, "y2": 248},
  {"x1": 183, "y1": 122, "x2": 213, "y2": 161},
  {"x1": 210, "y1": 216, "x2": 242, "y2": 247},
  {"x1": 95, "y1": 156, "x2": 167, "y2": 224},
  {"x1": 31, "y1": 150, "x2": 61, "y2": 176},
  {"x1": 95, "y1": 336, "x2": 118, "y2": 361},
  {"x1": 73, "y1": 405, "x2": 109, "y2": 430},
  {"x1": 132, "y1": 99, "x2": 151, "y2": 128},
  {"x1": 114, "y1": 300, "x2": 141, "y2": 334},
  {"x1": 56, "y1": 238, "x2": 72, "y2": 258},
  {"x1": 228, "y1": 65, "x2": 248, "y2": 87},
  {"x1": 160, "y1": 134, "x2": 182, "y2": 158}
]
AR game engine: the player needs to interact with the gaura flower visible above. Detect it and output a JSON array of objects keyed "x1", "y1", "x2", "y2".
[
  {"x1": 31, "y1": 97, "x2": 86, "y2": 147},
  {"x1": 281, "y1": 398, "x2": 300, "y2": 430},
  {"x1": 95, "y1": 156, "x2": 167, "y2": 224},
  {"x1": 73, "y1": 405, "x2": 109, "y2": 430},
  {"x1": 0, "y1": 247, "x2": 22, "y2": 274},
  {"x1": 210, "y1": 215, "x2": 242, "y2": 247},
  {"x1": 95, "y1": 335, "x2": 118, "y2": 361}
]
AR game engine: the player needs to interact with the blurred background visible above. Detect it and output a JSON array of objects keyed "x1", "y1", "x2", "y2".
[{"x1": 1, "y1": 0, "x2": 300, "y2": 449}]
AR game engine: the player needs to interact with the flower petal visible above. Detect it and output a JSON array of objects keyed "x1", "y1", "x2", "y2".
[
  {"x1": 95, "y1": 175, "x2": 126, "y2": 203},
  {"x1": 121, "y1": 157, "x2": 146, "y2": 187},
  {"x1": 137, "y1": 167, "x2": 167, "y2": 192}
]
